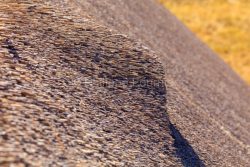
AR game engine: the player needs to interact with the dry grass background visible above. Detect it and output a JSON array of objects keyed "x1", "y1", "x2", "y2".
[{"x1": 159, "y1": 0, "x2": 250, "y2": 84}]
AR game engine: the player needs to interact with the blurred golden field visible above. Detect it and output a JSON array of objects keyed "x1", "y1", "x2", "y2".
[{"x1": 159, "y1": 0, "x2": 250, "y2": 84}]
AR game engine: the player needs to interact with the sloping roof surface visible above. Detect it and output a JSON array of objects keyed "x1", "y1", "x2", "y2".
[{"x1": 0, "y1": 0, "x2": 249, "y2": 166}]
